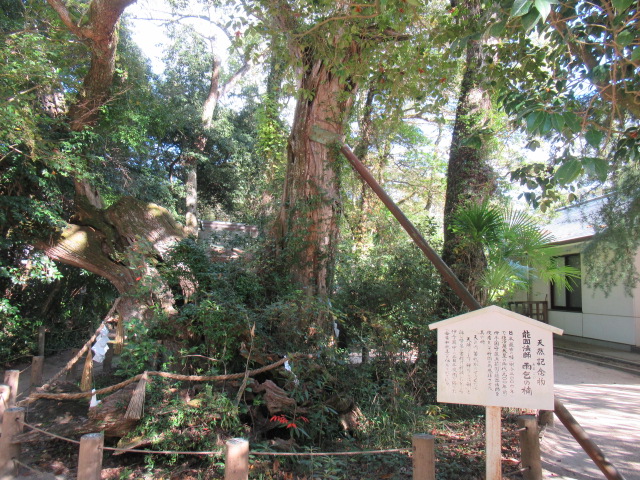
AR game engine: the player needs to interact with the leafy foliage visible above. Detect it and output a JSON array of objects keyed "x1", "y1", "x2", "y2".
[{"x1": 450, "y1": 202, "x2": 580, "y2": 303}]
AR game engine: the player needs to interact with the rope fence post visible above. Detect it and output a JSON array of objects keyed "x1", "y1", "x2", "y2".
[
  {"x1": 102, "y1": 344, "x2": 114, "y2": 374},
  {"x1": 412, "y1": 434, "x2": 435, "y2": 480},
  {"x1": 67, "y1": 349, "x2": 81, "y2": 381},
  {"x1": 0, "y1": 407, "x2": 25, "y2": 477},
  {"x1": 3, "y1": 370, "x2": 19, "y2": 407},
  {"x1": 518, "y1": 415, "x2": 542, "y2": 480},
  {"x1": 224, "y1": 438, "x2": 249, "y2": 480},
  {"x1": 0, "y1": 385, "x2": 10, "y2": 435},
  {"x1": 30, "y1": 356, "x2": 44, "y2": 389},
  {"x1": 538, "y1": 410, "x2": 554, "y2": 428},
  {"x1": 38, "y1": 325, "x2": 46, "y2": 357},
  {"x1": 77, "y1": 432, "x2": 104, "y2": 480}
]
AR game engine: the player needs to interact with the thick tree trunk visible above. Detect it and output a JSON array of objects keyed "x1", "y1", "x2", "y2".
[
  {"x1": 39, "y1": 197, "x2": 184, "y2": 323},
  {"x1": 41, "y1": 1, "x2": 187, "y2": 323},
  {"x1": 274, "y1": 55, "x2": 357, "y2": 298},
  {"x1": 350, "y1": 87, "x2": 383, "y2": 251},
  {"x1": 439, "y1": 6, "x2": 496, "y2": 313},
  {"x1": 46, "y1": 0, "x2": 136, "y2": 131},
  {"x1": 184, "y1": 154, "x2": 199, "y2": 236}
]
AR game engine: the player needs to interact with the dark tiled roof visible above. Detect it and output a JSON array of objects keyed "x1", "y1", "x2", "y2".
[{"x1": 545, "y1": 196, "x2": 606, "y2": 244}]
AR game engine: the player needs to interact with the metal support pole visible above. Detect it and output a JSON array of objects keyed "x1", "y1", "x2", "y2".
[
  {"x1": 412, "y1": 433, "x2": 436, "y2": 480},
  {"x1": 518, "y1": 415, "x2": 542, "y2": 480}
]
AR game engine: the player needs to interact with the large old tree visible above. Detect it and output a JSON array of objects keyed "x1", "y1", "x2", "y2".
[
  {"x1": 38, "y1": 0, "x2": 185, "y2": 323},
  {"x1": 264, "y1": 0, "x2": 413, "y2": 303},
  {"x1": 439, "y1": 0, "x2": 497, "y2": 313}
]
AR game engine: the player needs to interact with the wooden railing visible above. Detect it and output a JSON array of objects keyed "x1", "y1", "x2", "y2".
[{"x1": 507, "y1": 301, "x2": 548, "y2": 324}]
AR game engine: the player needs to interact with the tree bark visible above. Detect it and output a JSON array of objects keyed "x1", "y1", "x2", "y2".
[
  {"x1": 274, "y1": 51, "x2": 357, "y2": 298},
  {"x1": 39, "y1": 197, "x2": 184, "y2": 322},
  {"x1": 46, "y1": 0, "x2": 136, "y2": 131},
  {"x1": 439, "y1": 1, "x2": 496, "y2": 313},
  {"x1": 350, "y1": 87, "x2": 384, "y2": 251},
  {"x1": 39, "y1": 1, "x2": 189, "y2": 322}
]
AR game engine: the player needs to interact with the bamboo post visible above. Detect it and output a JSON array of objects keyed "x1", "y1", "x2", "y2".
[
  {"x1": 3, "y1": 370, "x2": 19, "y2": 407},
  {"x1": 518, "y1": 415, "x2": 542, "y2": 480},
  {"x1": 67, "y1": 348, "x2": 81, "y2": 381},
  {"x1": 30, "y1": 356, "x2": 44, "y2": 389},
  {"x1": 38, "y1": 325, "x2": 46, "y2": 357},
  {"x1": 77, "y1": 432, "x2": 104, "y2": 480},
  {"x1": 224, "y1": 438, "x2": 249, "y2": 480},
  {"x1": 412, "y1": 434, "x2": 436, "y2": 480},
  {"x1": 485, "y1": 406, "x2": 502, "y2": 480},
  {"x1": 0, "y1": 407, "x2": 25, "y2": 478}
]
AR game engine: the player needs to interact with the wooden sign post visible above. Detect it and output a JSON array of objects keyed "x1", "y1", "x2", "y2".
[{"x1": 429, "y1": 306, "x2": 563, "y2": 480}]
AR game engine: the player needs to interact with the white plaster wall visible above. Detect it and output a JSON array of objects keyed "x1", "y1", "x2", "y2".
[
  {"x1": 508, "y1": 240, "x2": 640, "y2": 347},
  {"x1": 582, "y1": 314, "x2": 636, "y2": 344},
  {"x1": 548, "y1": 311, "x2": 583, "y2": 337}
]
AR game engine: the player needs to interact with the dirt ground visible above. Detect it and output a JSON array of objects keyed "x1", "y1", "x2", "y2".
[
  {"x1": 5, "y1": 349, "x2": 640, "y2": 479},
  {"x1": 541, "y1": 354, "x2": 640, "y2": 480}
]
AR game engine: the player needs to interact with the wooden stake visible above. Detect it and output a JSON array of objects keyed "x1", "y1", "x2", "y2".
[
  {"x1": 224, "y1": 438, "x2": 249, "y2": 480},
  {"x1": 518, "y1": 415, "x2": 542, "y2": 480},
  {"x1": 412, "y1": 434, "x2": 436, "y2": 480},
  {"x1": 80, "y1": 350, "x2": 93, "y2": 392},
  {"x1": 67, "y1": 348, "x2": 81, "y2": 381},
  {"x1": 3, "y1": 370, "x2": 19, "y2": 407},
  {"x1": 485, "y1": 406, "x2": 502, "y2": 480},
  {"x1": 30, "y1": 356, "x2": 44, "y2": 388},
  {"x1": 102, "y1": 345, "x2": 113, "y2": 374},
  {"x1": 114, "y1": 317, "x2": 124, "y2": 355},
  {"x1": 0, "y1": 407, "x2": 25, "y2": 478},
  {"x1": 538, "y1": 409, "x2": 554, "y2": 428},
  {"x1": 0, "y1": 385, "x2": 10, "y2": 434},
  {"x1": 77, "y1": 432, "x2": 104, "y2": 480},
  {"x1": 38, "y1": 325, "x2": 46, "y2": 357}
]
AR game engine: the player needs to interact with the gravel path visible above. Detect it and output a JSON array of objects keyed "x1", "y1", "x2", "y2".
[{"x1": 542, "y1": 354, "x2": 640, "y2": 479}]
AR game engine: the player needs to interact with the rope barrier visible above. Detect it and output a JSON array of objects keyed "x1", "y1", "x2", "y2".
[
  {"x1": 102, "y1": 446, "x2": 224, "y2": 456},
  {"x1": 18, "y1": 418, "x2": 525, "y2": 461},
  {"x1": 504, "y1": 466, "x2": 530, "y2": 477},
  {"x1": 19, "y1": 420, "x2": 81, "y2": 445},
  {"x1": 435, "y1": 426, "x2": 526, "y2": 448},
  {"x1": 35, "y1": 319, "x2": 108, "y2": 393},
  {"x1": 251, "y1": 448, "x2": 411, "y2": 456},
  {"x1": 19, "y1": 419, "x2": 407, "y2": 458},
  {"x1": 13, "y1": 459, "x2": 54, "y2": 477},
  {"x1": 28, "y1": 353, "x2": 312, "y2": 401}
]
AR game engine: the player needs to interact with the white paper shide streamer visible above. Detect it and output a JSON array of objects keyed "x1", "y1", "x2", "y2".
[{"x1": 91, "y1": 325, "x2": 110, "y2": 363}]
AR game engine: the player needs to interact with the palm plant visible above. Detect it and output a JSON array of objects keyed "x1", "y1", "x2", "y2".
[{"x1": 450, "y1": 202, "x2": 580, "y2": 305}]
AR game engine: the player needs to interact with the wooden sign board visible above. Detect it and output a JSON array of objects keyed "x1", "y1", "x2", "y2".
[{"x1": 429, "y1": 306, "x2": 563, "y2": 411}]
